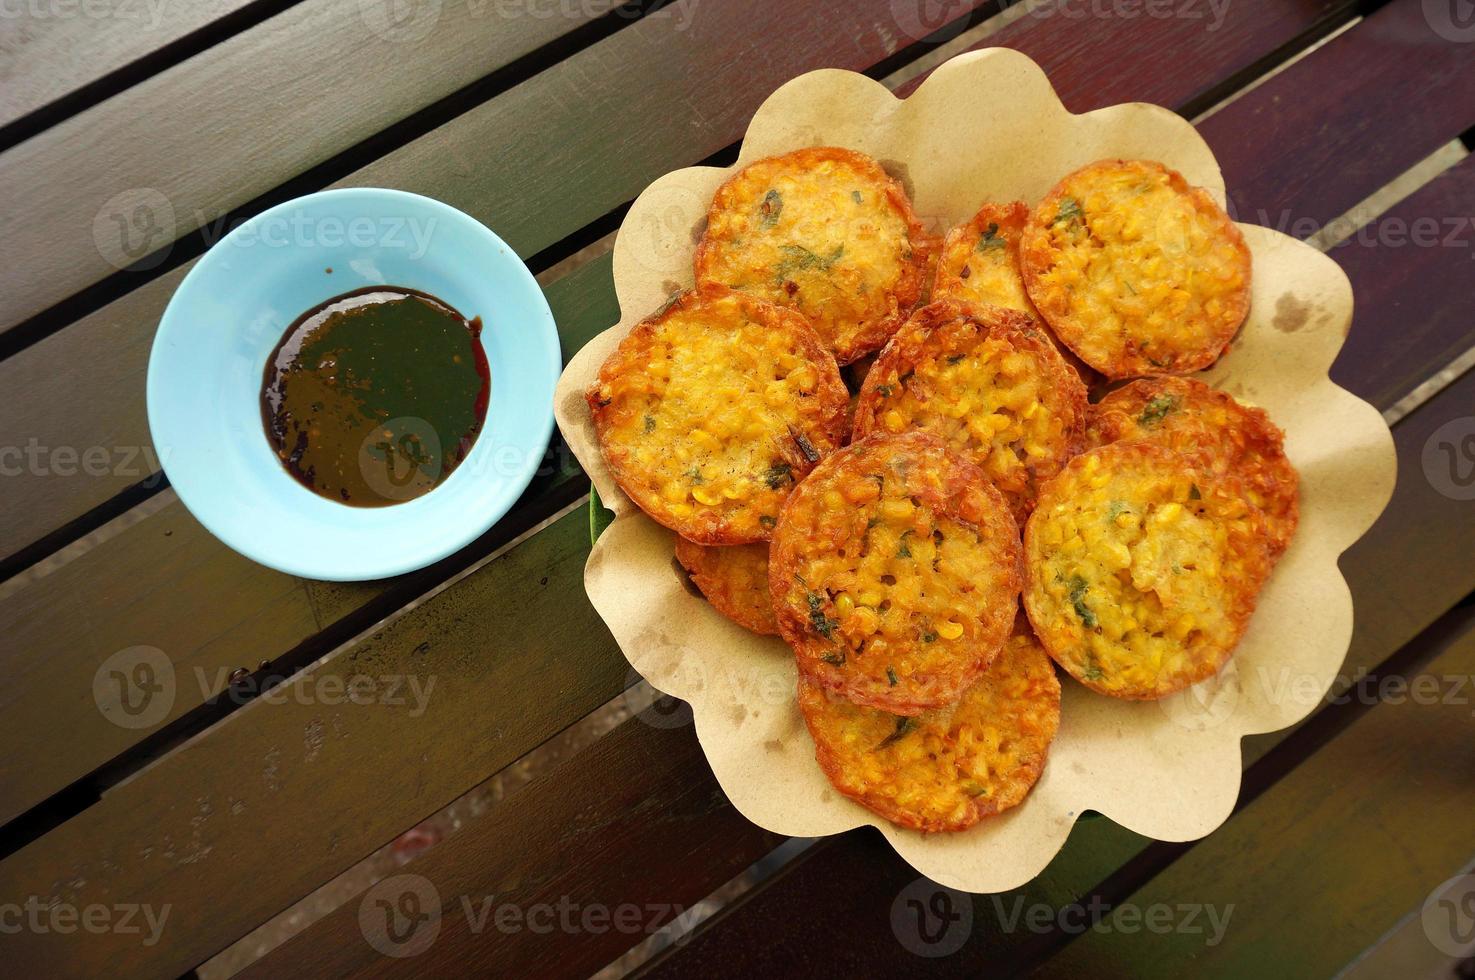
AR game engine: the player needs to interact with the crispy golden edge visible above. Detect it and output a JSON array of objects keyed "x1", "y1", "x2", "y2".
[
  {"x1": 1023, "y1": 441, "x2": 1271, "y2": 699},
  {"x1": 799, "y1": 615, "x2": 1060, "y2": 832},
  {"x1": 1019, "y1": 159, "x2": 1252, "y2": 379},
  {"x1": 769, "y1": 430, "x2": 1022, "y2": 714},
  {"x1": 933, "y1": 201, "x2": 1036, "y2": 310},
  {"x1": 935, "y1": 201, "x2": 1099, "y2": 386},
  {"x1": 1089, "y1": 376, "x2": 1299, "y2": 558},
  {"x1": 851, "y1": 298, "x2": 1088, "y2": 523},
  {"x1": 694, "y1": 146, "x2": 935, "y2": 365},
  {"x1": 587, "y1": 283, "x2": 848, "y2": 544},
  {"x1": 674, "y1": 537, "x2": 780, "y2": 636}
]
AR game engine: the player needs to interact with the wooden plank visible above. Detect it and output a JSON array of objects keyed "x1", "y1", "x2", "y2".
[
  {"x1": 0, "y1": 0, "x2": 988, "y2": 812},
  {"x1": 0, "y1": 0, "x2": 993, "y2": 563},
  {"x1": 246, "y1": 720, "x2": 1148, "y2": 978},
  {"x1": 0, "y1": 0, "x2": 981, "y2": 337},
  {"x1": 1331, "y1": 158, "x2": 1475, "y2": 412},
  {"x1": 0, "y1": 506, "x2": 635, "y2": 979},
  {"x1": 0, "y1": 264, "x2": 600, "y2": 827},
  {"x1": 895, "y1": 0, "x2": 1352, "y2": 108},
  {"x1": 1033, "y1": 618, "x2": 1475, "y2": 978},
  {"x1": 1203, "y1": 0, "x2": 1475, "y2": 239},
  {"x1": 0, "y1": 0, "x2": 632, "y2": 334},
  {"x1": 215, "y1": 3, "x2": 1475, "y2": 974},
  {"x1": 0, "y1": 0, "x2": 258, "y2": 131},
  {"x1": 0, "y1": 0, "x2": 1363, "y2": 835},
  {"x1": 237, "y1": 721, "x2": 783, "y2": 980},
  {"x1": 0, "y1": 3, "x2": 1439, "y2": 974}
]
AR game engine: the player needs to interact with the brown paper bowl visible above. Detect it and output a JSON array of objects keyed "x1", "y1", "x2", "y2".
[{"x1": 553, "y1": 48, "x2": 1396, "y2": 892}]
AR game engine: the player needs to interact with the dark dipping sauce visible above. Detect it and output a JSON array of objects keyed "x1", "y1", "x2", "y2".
[{"x1": 261, "y1": 287, "x2": 489, "y2": 506}]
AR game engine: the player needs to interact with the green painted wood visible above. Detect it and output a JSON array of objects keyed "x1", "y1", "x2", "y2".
[
  {"x1": 1034, "y1": 618, "x2": 1475, "y2": 978},
  {"x1": 0, "y1": 0, "x2": 629, "y2": 333},
  {"x1": 0, "y1": 264, "x2": 597, "y2": 827},
  {"x1": 0, "y1": 0, "x2": 260, "y2": 129},
  {"x1": 0, "y1": 0, "x2": 987, "y2": 560},
  {"x1": 0, "y1": 0, "x2": 980, "y2": 818},
  {"x1": 0, "y1": 507, "x2": 630, "y2": 979},
  {"x1": 237, "y1": 721, "x2": 785, "y2": 980}
]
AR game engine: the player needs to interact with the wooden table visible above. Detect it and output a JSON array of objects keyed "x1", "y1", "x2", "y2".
[{"x1": 2, "y1": 1, "x2": 1474, "y2": 976}]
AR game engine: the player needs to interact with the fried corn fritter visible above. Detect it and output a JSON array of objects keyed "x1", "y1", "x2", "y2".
[
  {"x1": 770, "y1": 430, "x2": 1022, "y2": 714},
  {"x1": 1089, "y1": 377, "x2": 1299, "y2": 558},
  {"x1": 1024, "y1": 442, "x2": 1271, "y2": 699},
  {"x1": 933, "y1": 201, "x2": 1037, "y2": 315},
  {"x1": 799, "y1": 615, "x2": 1060, "y2": 832},
  {"x1": 1020, "y1": 159, "x2": 1252, "y2": 379},
  {"x1": 674, "y1": 537, "x2": 779, "y2": 636},
  {"x1": 852, "y1": 300, "x2": 1087, "y2": 524},
  {"x1": 695, "y1": 147, "x2": 932, "y2": 365},
  {"x1": 588, "y1": 285, "x2": 847, "y2": 545},
  {"x1": 934, "y1": 201, "x2": 1098, "y2": 385}
]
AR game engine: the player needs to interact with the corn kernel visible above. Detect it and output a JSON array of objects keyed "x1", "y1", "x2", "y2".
[{"x1": 881, "y1": 499, "x2": 914, "y2": 522}]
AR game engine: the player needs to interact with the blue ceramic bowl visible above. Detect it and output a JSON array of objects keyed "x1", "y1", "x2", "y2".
[{"x1": 147, "y1": 188, "x2": 560, "y2": 581}]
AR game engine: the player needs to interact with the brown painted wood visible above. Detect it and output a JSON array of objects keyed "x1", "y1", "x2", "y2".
[
  {"x1": 604, "y1": 15, "x2": 1475, "y2": 958},
  {"x1": 0, "y1": 0, "x2": 257, "y2": 128},
  {"x1": 237, "y1": 721, "x2": 784, "y2": 980},
  {"x1": 1332, "y1": 158, "x2": 1475, "y2": 412},
  {"x1": 632, "y1": 360, "x2": 1475, "y2": 980},
  {"x1": 1034, "y1": 618, "x2": 1475, "y2": 978},
  {"x1": 0, "y1": 0, "x2": 993, "y2": 562},
  {"x1": 0, "y1": 0, "x2": 629, "y2": 334},
  {"x1": 246, "y1": 718, "x2": 1151, "y2": 978},
  {"x1": 895, "y1": 0, "x2": 1354, "y2": 110},
  {"x1": 1202, "y1": 0, "x2": 1475, "y2": 241}
]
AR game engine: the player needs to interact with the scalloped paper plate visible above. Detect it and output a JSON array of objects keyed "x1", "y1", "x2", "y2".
[{"x1": 553, "y1": 48, "x2": 1396, "y2": 892}]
